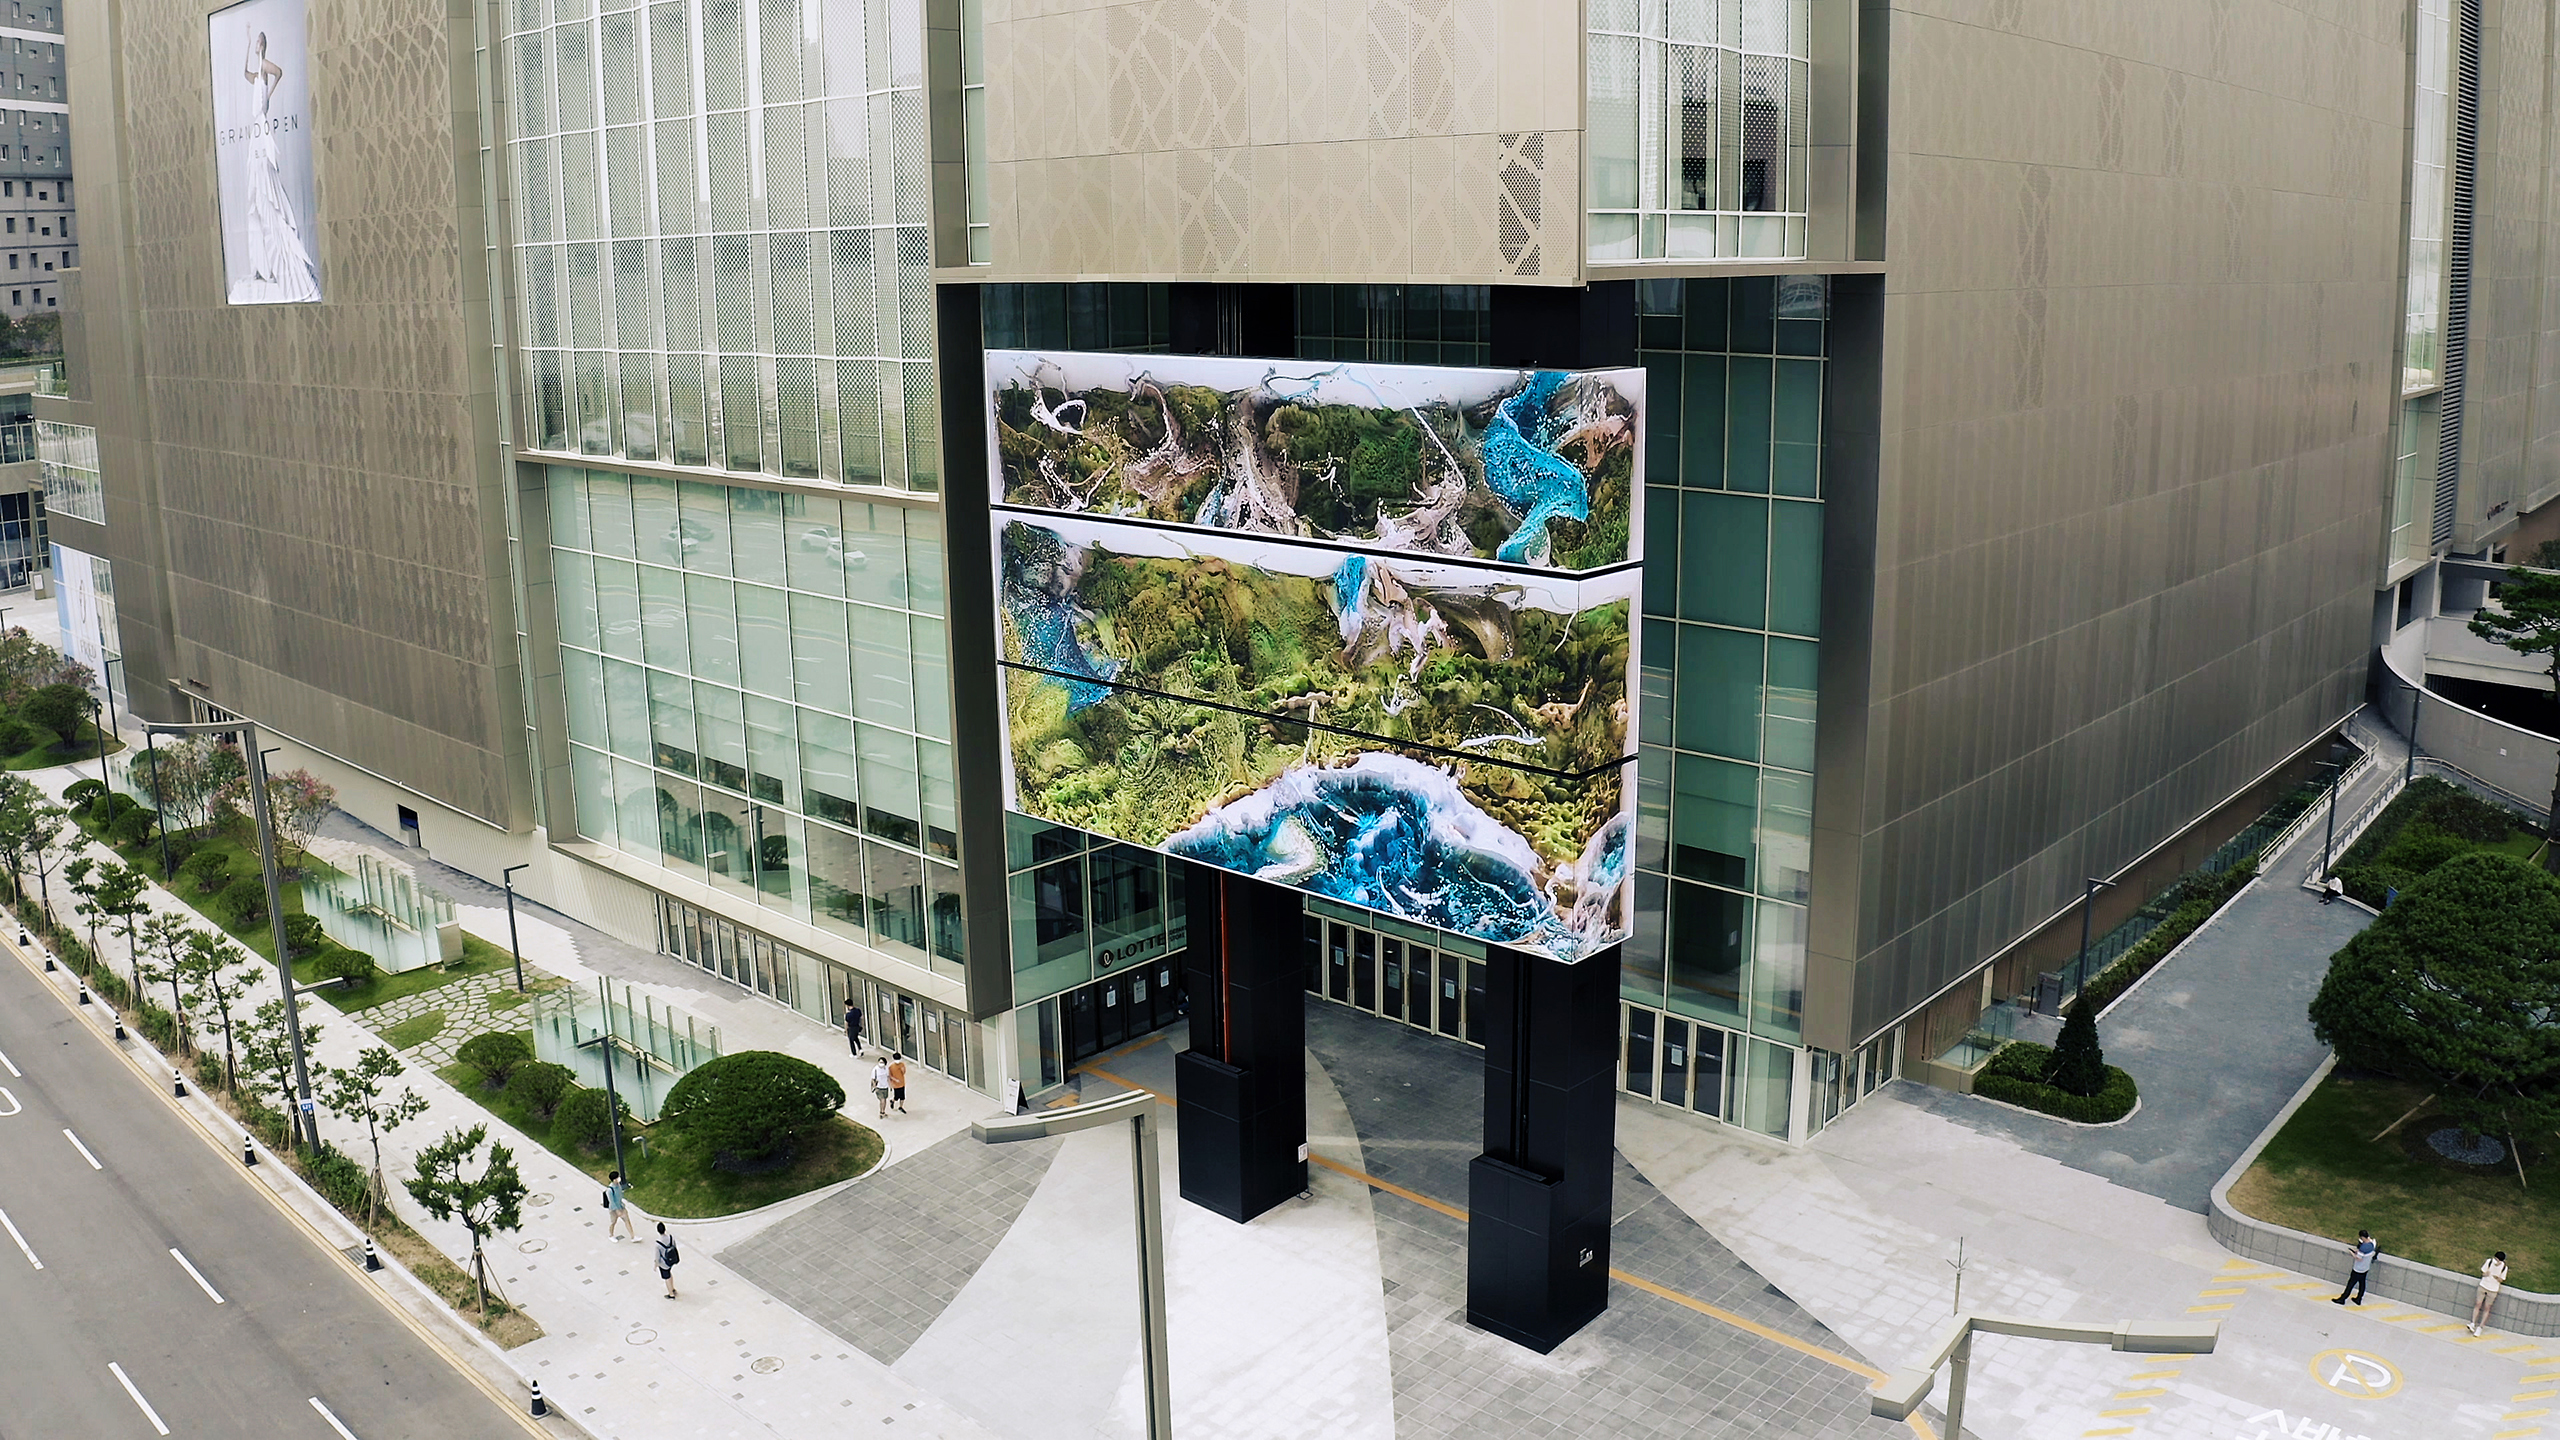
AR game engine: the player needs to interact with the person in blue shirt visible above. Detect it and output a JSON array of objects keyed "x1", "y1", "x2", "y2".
[
  {"x1": 604, "y1": 1170, "x2": 635, "y2": 1242},
  {"x1": 2332, "y1": 1229, "x2": 2378, "y2": 1305}
]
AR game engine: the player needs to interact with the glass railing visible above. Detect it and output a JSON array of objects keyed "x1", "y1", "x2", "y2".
[{"x1": 30, "y1": 363, "x2": 64, "y2": 397}]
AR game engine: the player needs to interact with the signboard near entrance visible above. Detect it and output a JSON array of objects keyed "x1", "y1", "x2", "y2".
[{"x1": 984, "y1": 350, "x2": 1645, "y2": 963}]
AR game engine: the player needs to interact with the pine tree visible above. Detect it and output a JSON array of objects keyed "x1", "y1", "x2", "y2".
[{"x1": 2045, "y1": 994, "x2": 2107, "y2": 1097}]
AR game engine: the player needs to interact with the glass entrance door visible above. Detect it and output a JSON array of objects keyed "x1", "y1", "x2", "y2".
[{"x1": 1307, "y1": 916, "x2": 1474, "y2": 1042}]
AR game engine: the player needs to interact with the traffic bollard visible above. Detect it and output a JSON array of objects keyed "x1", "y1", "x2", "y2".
[
  {"x1": 113, "y1": 1014, "x2": 126, "y2": 1041},
  {"x1": 363, "y1": 1236, "x2": 382, "y2": 1272},
  {"x1": 173, "y1": 1067, "x2": 187, "y2": 1097},
  {"x1": 242, "y1": 1134, "x2": 257, "y2": 1167},
  {"x1": 76, "y1": 983, "x2": 89, "y2": 1005},
  {"x1": 529, "y1": 1381, "x2": 548, "y2": 1417},
  {"x1": 41, "y1": 952, "x2": 53, "y2": 971}
]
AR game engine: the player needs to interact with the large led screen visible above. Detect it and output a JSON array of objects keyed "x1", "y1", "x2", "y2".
[
  {"x1": 209, "y1": 0, "x2": 323, "y2": 305},
  {"x1": 988, "y1": 353, "x2": 1645, "y2": 963}
]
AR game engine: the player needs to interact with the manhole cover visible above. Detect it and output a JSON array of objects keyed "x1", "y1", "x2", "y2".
[
  {"x1": 527, "y1": 1193, "x2": 554, "y2": 1207},
  {"x1": 625, "y1": 1328, "x2": 657, "y2": 1346},
  {"x1": 751, "y1": 1357, "x2": 783, "y2": 1374},
  {"x1": 2427, "y1": 1127, "x2": 2506, "y2": 1166},
  {"x1": 517, "y1": 1239, "x2": 549, "y2": 1253}
]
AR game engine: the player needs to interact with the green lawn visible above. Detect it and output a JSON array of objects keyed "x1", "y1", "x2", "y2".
[
  {"x1": 439, "y1": 1059, "x2": 884, "y2": 1219},
  {"x1": 6, "y1": 732, "x2": 126, "y2": 771},
  {"x1": 381, "y1": 1009, "x2": 448, "y2": 1050},
  {"x1": 2231, "y1": 1069, "x2": 2560, "y2": 1291},
  {"x1": 288, "y1": 940, "x2": 528, "y2": 1014}
]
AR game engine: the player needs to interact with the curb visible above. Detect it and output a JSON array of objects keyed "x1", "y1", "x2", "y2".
[
  {"x1": 2093, "y1": 870, "x2": 2262, "y2": 1024},
  {"x1": 2206, "y1": 1054, "x2": 2560, "y2": 1336},
  {"x1": 1955, "y1": 1082, "x2": 2145, "y2": 1131}
]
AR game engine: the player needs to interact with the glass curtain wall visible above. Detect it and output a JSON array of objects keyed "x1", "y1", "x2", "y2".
[
  {"x1": 547, "y1": 465, "x2": 964, "y2": 981},
  {"x1": 36, "y1": 418, "x2": 98, "y2": 524},
  {"x1": 1626, "y1": 275, "x2": 1824, "y2": 1050},
  {"x1": 1295, "y1": 286, "x2": 1492, "y2": 365},
  {"x1": 2391, "y1": 0, "x2": 2452, "y2": 570},
  {"x1": 1589, "y1": 0, "x2": 1812, "y2": 261},
  {"x1": 1003, "y1": 813, "x2": 1188, "y2": 1005},
  {"x1": 502, "y1": 0, "x2": 939, "y2": 489}
]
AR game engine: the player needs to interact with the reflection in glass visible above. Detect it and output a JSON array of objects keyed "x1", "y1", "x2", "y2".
[
  {"x1": 806, "y1": 819, "x2": 868, "y2": 943},
  {"x1": 1667, "y1": 879, "x2": 1746, "y2": 1024}
]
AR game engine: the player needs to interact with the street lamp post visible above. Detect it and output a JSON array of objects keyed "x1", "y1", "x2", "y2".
[
  {"x1": 145, "y1": 717, "x2": 318, "y2": 1153},
  {"x1": 572, "y1": 1025, "x2": 629, "y2": 1181},
  {"x1": 973, "y1": 1090, "x2": 1171, "y2": 1440},
  {"x1": 501, "y1": 863, "x2": 529, "y2": 994},
  {"x1": 1870, "y1": 1313, "x2": 2219, "y2": 1439},
  {"x1": 2074, "y1": 876, "x2": 2118, "y2": 995},
  {"x1": 141, "y1": 729, "x2": 171, "y2": 879}
]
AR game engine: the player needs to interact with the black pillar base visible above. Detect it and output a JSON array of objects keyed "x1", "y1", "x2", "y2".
[
  {"x1": 1174, "y1": 868, "x2": 1308, "y2": 1222},
  {"x1": 1466, "y1": 941, "x2": 1620, "y2": 1352}
]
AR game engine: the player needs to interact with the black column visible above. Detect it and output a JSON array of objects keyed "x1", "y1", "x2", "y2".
[
  {"x1": 1467, "y1": 941, "x2": 1620, "y2": 1353},
  {"x1": 1489, "y1": 281, "x2": 1637, "y2": 370},
  {"x1": 1173, "y1": 865, "x2": 1309, "y2": 1222}
]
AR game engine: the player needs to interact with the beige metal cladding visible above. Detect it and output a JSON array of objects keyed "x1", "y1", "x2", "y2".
[{"x1": 978, "y1": 0, "x2": 1583, "y2": 285}]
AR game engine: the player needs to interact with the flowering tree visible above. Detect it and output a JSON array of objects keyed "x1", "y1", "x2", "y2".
[
  {"x1": 133, "y1": 737, "x2": 245, "y2": 839},
  {"x1": 0, "y1": 629, "x2": 92, "y2": 711}
]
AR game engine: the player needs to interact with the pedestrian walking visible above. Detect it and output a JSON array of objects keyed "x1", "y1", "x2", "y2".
[
  {"x1": 889, "y1": 1053, "x2": 909, "y2": 1114},
  {"x1": 604, "y1": 1170, "x2": 635, "y2": 1242},
  {"x1": 844, "y1": 997, "x2": 865, "y2": 1056},
  {"x1": 871, "y1": 1056, "x2": 892, "y2": 1118},
  {"x1": 2332, "y1": 1229, "x2": 2377, "y2": 1304},
  {"x1": 2472, "y1": 1251, "x2": 2509, "y2": 1334},
  {"x1": 655, "y1": 1221, "x2": 681, "y2": 1299}
]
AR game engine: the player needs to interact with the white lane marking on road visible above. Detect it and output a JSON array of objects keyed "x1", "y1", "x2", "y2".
[
  {"x1": 108, "y1": 1363, "x2": 170, "y2": 1436},
  {"x1": 63, "y1": 1128, "x2": 101, "y2": 1169},
  {"x1": 0, "y1": 1046, "x2": 18, "y2": 1076},
  {"x1": 309, "y1": 1395, "x2": 361, "y2": 1439},
  {"x1": 0, "y1": 1205, "x2": 39, "y2": 1269},
  {"x1": 0, "y1": 1085, "x2": 19, "y2": 1117},
  {"x1": 170, "y1": 1247, "x2": 225, "y2": 1303}
]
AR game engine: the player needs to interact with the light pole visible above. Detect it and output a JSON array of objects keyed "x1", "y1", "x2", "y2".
[
  {"x1": 572, "y1": 1024, "x2": 629, "y2": 1181},
  {"x1": 2074, "y1": 876, "x2": 2118, "y2": 997},
  {"x1": 973, "y1": 1090, "x2": 1171, "y2": 1440},
  {"x1": 1871, "y1": 1314, "x2": 2219, "y2": 1439},
  {"x1": 2320, "y1": 754, "x2": 2344, "y2": 880},
  {"x1": 501, "y1": 863, "x2": 530, "y2": 993},
  {"x1": 140, "y1": 728, "x2": 170, "y2": 879},
  {"x1": 144, "y1": 717, "x2": 317, "y2": 1153}
]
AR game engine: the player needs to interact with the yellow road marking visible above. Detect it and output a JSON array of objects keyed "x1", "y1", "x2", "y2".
[
  {"x1": 2419, "y1": 1322, "x2": 2470, "y2": 1333},
  {"x1": 2196, "y1": 1287, "x2": 2246, "y2": 1297},
  {"x1": 2516, "y1": 1391, "x2": 2557, "y2": 1401},
  {"x1": 2124, "y1": 1369, "x2": 2184, "y2": 1381},
  {"x1": 2112, "y1": 1388, "x2": 2169, "y2": 1400},
  {"x1": 2507, "y1": 1410, "x2": 2552, "y2": 1421},
  {"x1": 2497, "y1": 1343, "x2": 2541, "y2": 1354},
  {"x1": 2528, "y1": 1373, "x2": 2560, "y2": 1384},
  {"x1": 2274, "y1": 1281, "x2": 2332, "y2": 1292},
  {"x1": 2185, "y1": 1304, "x2": 2235, "y2": 1313},
  {"x1": 2098, "y1": 1406, "x2": 2154, "y2": 1417},
  {"x1": 2083, "y1": 1430, "x2": 2136, "y2": 1437},
  {"x1": 2493, "y1": 1430, "x2": 2543, "y2": 1439}
]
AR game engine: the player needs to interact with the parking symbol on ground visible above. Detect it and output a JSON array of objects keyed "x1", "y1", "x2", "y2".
[{"x1": 2307, "y1": 1348, "x2": 2402, "y2": 1400}]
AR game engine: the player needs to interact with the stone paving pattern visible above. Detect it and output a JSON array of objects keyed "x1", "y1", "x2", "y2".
[
  {"x1": 355, "y1": 969, "x2": 530, "y2": 1069},
  {"x1": 722, "y1": 1128, "x2": 1062, "y2": 1364}
]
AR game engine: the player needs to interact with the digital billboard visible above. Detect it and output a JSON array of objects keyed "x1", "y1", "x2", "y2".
[
  {"x1": 209, "y1": 0, "x2": 323, "y2": 305},
  {"x1": 987, "y1": 353, "x2": 1645, "y2": 963}
]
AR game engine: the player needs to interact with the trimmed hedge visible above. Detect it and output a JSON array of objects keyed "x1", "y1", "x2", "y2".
[
  {"x1": 553, "y1": 1085, "x2": 630, "y2": 1153},
  {"x1": 1975, "y1": 1041, "x2": 2139, "y2": 1124},
  {"x1": 660, "y1": 1051, "x2": 848, "y2": 1168},
  {"x1": 510, "y1": 1061, "x2": 575, "y2": 1119},
  {"x1": 2333, "y1": 778, "x2": 2536, "y2": 907},
  {"x1": 455, "y1": 1031, "x2": 534, "y2": 1088}
]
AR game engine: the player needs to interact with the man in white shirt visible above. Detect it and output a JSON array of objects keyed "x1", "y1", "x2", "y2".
[{"x1": 871, "y1": 1058, "x2": 893, "y2": 1119}]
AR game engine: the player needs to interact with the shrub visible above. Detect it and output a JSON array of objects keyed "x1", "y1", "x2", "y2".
[
  {"x1": 1975, "y1": 1041, "x2": 2140, "y2": 1123},
  {"x1": 110, "y1": 807, "x2": 157, "y2": 847},
  {"x1": 659, "y1": 1051, "x2": 848, "y2": 1169},
  {"x1": 282, "y1": 913, "x2": 325, "y2": 957},
  {"x1": 22, "y1": 682, "x2": 89, "y2": 746},
  {"x1": 195, "y1": 1052, "x2": 228, "y2": 1091},
  {"x1": 0, "y1": 719, "x2": 36, "y2": 755},
  {"x1": 305, "y1": 1142, "x2": 375, "y2": 1214},
  {"x1": 455, "y1": 1031, "x2": 534, "y2": 1088},
  {"x1": 63, "y1": 778, "x2": 105, "y2": 809},
  {"x1": 183, "y1": 850, "x2": 231, "y2": 895},
  {"x1": 217, "y1": 875, "x2": 268, "y2": 924},
  {"x1": 101, "y1": 792, "x2": 140, "y2": 822},
  {"x1": 552, "y1": 1085, "x2": 629, "y2": 1153},
  {"x1": 311, "y1": 944, "x2": 376, "y2": 986},
  {"x1": 2073, "y1": 857, "x2": 2257, "y2": 1014},
  {"x1": 2045, "y1": 995, "x2": 2107, "y2": 1096},
  {"x1": 510, "y1": 1061, "x2": 575, "y2": 1119}
]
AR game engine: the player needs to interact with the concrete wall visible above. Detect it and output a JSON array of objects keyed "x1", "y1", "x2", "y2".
[
  {"x1": 69, "y1": 0, "x2": 525, "y2": 829},
  {"x1": 2383, "y1": 619, "x2": 2559, "y2": 822},
  {"x1": 977, "y1": 0, "x2": 1584, "y2": 284},
  {"x1": 2457, "y1": 0, "x2": 2560, "y2": 548},
  {"x1": 1815, "y1": 1, "x2": 2405, "y2": 1045}
]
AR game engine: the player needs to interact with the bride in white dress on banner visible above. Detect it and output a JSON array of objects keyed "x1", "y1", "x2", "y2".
[{"x1": 235, "y1": 25, "x2": 319, "y2": 303}]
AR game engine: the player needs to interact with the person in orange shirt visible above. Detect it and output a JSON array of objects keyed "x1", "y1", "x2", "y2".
[{"x1": 887, "y1": 1054, "x2": 909, "y2": 1114}]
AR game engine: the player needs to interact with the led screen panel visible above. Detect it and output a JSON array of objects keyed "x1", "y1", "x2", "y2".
[
  {"x1": 988, "y1": 352, "x2": 1645, "y2": 962},
  {"x1": 209, "y1": 0, "x2": 323, "y2": 305}
]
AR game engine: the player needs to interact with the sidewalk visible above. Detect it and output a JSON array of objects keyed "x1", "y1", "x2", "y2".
[{"x1": 13, "y1": 756, "x2": 1005, "y2": 1440}]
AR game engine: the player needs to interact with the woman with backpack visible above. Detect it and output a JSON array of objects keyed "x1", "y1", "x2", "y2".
[{"x1": 655, "y1": 1221, "x2": 681, "y2": 1298}]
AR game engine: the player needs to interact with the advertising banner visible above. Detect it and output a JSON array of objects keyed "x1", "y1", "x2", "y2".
[
  {"x1": 208, "y1": 0, "x2": 322, "y2": 305},
  {"x1": 986, "y1": 351, "x2": 1645, "y2": 962}
]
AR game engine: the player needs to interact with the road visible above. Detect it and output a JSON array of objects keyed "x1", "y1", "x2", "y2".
[{"x1": 0, "y1": 944, "x2": 529, "y2": 1440}]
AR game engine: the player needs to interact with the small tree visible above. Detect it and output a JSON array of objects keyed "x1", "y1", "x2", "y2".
[
  {"x1": 2470, "y1": 565, "x2": 2560, "y2": 875},
  {"x1": 21, "y1": 682, "x2": 91, "y2": 751},
  {"x1": 64, "y1": 855, "x2": 102, "y2": 968},
  {"x1": 405, "y1": 1123, "x2": 528, "y2": 1322},
  {"x1": 177, "y1": 929, "x2": 260, "y2": 1093},
  {"x1": 2044, "y1": 994, "x2": 2107, "y2": 1097},
  {"x1": 239, "y1": 998, "x2": 324, "y2": 1149},
  {"x1": 659, "y1": 1051, "x2": 848, "y2": 1170},
  {"x1": 509, "y1": 1061, "x2": 575, "y2": 1118},
  {"x1": 319, "y1": 1046, "x2": 430, "y2": 1229},
  {"x1": 136, "y1": 911, "x2": 196, "y2": 1054},
  {"x1": 93, "y1": 863, "x2": 151, "y2": 1009},
  {"x1": 21, "y1": 798, "x2": 72, "y2": 928},
  {"x1": 0, "y1": 628, "x2": 89, "y2": 711},
  {"x1": 182, "y1": 849, "x2": 231, "y2": 895},
  {"x1": 256, "y1": 770, "x2": 334, "y2": 872},
  {"x1": 0, "y1": 775, "x2": 45, "y2": 902},
  {"x1": 553, "y1": 1085, "x2": 629, "y2": 1153},
  {"x1": 145, "y1": 737, "x2": 244, "y2": 840},
  {"x1": 217, "y1": 874, "x2": 268, "y2": 926},
  {"x1": 455, "y1": 1031, "x2": 534, "y2": 1089},
  {"x1": 2310, "y1": 852, "x2": 2560, "y2": 1145}
]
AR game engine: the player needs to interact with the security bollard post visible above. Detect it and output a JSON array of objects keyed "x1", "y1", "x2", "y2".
[
  {"x1": 173, "y1": 1067, "x2": 187, "y2": 1097},
  {"x1": 363, "y1": 1236, "x2": 382, "y2": 1272},
  {"x1": 76, "y1": 983, "x2": 89, "y2": 1005},
  {"x1": 242, "y1": 1133, "x2": 257, "y2": 1167},
  {"x1": 529, "y1": 1381, "x2": 549, "y2": 1417}
]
